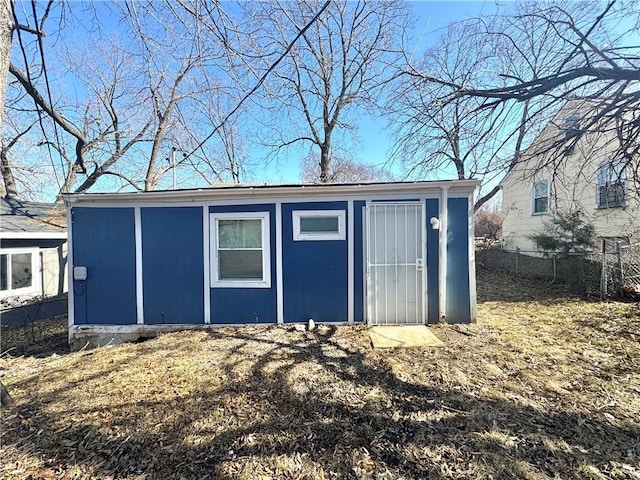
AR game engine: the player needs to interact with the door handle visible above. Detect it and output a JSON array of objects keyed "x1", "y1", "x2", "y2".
[{"x1": 416, "y1": 258, "x2": 423, "y2": 271}]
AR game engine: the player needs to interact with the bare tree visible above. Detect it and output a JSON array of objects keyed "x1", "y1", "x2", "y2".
[
  {"x1": 4, "y1": 2, "x2": 253, "y2": 197},
  {"x1": 245, "y1": 0, "x2": 410, "y2": 182},
  {"x1": 1, "y1": 115, "x2": 34, "y2": 197},
  {"x1": 392, "y1": 3, "x2": 596, "y2": 210},
  {"x1": 8, "y1": 34, "x2": 154, "y2": 196},
  {"x1": 409, "y1": 1, "x2": 640, "y2": 188},
  {"x1": 0, "y1": 0, "x2": 13, "y2": 139},
  {"x1": 301, "y1": 154, "x2": 393, "y2": 183},
  {"x1": 6, "y1": 1, "x2": 378, "y2": 197}
]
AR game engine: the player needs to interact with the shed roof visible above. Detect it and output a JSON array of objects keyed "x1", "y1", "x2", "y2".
[
  {"x1": 1, "y1": 197, "x2": 66, "y2": 239},
  {"x1": 66, "y1": 179, "x2": 480, "y2": 204}
]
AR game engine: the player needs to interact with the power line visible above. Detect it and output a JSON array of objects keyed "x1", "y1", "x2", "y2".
[
  {"x1": 30, "y1": 0, "x2": 68, "y2": 192},
  {"x1": 11, "y1": 3, "x2": 63, "y2": 193}
]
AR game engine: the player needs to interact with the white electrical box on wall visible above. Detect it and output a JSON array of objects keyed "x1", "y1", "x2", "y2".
[{"x1": 73, "y1": 266, "x2": 88, "y2": 281}]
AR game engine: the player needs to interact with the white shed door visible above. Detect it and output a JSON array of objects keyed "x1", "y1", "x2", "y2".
[{"x1": 366, "y1": 203, "x2": 425, "y2": 325}]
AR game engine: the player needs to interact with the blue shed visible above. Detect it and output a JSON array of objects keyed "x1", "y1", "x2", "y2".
[{"x1": 66, "y1": 180, "x2": 479, "y2": 347}]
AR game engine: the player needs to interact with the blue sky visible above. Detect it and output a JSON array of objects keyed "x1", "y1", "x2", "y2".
[
  {"x1": 10, "y1": 1, "x2": 503, "y2": 199},
  {"x1": 261, "y1": 1, "x2": 501, "y2": 184}
]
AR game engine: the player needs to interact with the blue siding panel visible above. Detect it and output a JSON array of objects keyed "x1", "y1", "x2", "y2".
[
  {"x1": 142, "y1": 207, "x2": 204, "y2": 324},
  {"x1": 209, "y1": 289, "x2": 275, "y2": 324},
  {"x1": 282, "y1": 201, "x2": 348, "y2": 323},
  {"x1": 353, "y1": 201, "x2": 366, "y2": 323},
  {"x1": 209, "y1": 204, "x2": 277, "y2": 324},
  {"x1": 446, "y1": 197, "x2": 471, "y2": 323},
  {"x1": 425, "y1": 199, "x2": 440, "y2": 324},
  {"x1": 72, "y1": 208, "x2": 137, "y2": 325}
]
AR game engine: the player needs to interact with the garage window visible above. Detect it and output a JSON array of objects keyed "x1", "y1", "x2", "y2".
[
  {"x1": 293, "y1": 210, "x2": 346, "y2": 240},
  {"x1": 210, "y1": 212, "x2": 271, "y2": 288}
]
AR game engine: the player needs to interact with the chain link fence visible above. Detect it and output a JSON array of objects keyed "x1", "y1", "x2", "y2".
[
  {"x1": 620, "y1": 243, "x2": 640, "y2": 294},
  {"x1": 477, "y1": 246, "x2": 640, "y2": 299},
  {"x1": 1, "y1": 295, "x2": 68, "y2": 356}
]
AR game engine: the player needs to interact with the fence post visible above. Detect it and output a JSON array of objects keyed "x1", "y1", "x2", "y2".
[
  {"x1": 552, "y1": 254, "x2": 557, "y2": 283},
  {"x1": 617, "y1": 248, "x2": 624, "y2": 297},
  {"x1": 516, "y1": 247, "x2": 520, "y2": 275},
  {"x1": 601, "y1": 252, "x2": 607, "y2": 300}
]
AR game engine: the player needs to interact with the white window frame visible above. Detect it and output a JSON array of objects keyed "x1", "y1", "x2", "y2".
[
  {"x1": 209, "y1": 211, "x2": 271, "y2": 288},
  {"x1": 532, "y1": 180, "x2": 549, "y2": 215},
  {"x1": 292, "y1": 210, "x2": 346, "y2": 241},
  {"x1": 0, "y1": 247, "x2": 41, "y2": 299}
]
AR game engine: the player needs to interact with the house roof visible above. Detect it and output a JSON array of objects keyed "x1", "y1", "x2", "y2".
[
  {"x1": 65, "y1": 179, "x2": 481, "y2": 204},
  {"x1": 0, "y1": 197, "x2": 67, "y2": 239}
]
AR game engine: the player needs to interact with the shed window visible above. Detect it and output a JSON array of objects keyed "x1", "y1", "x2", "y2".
[
  {"x1": 0, "y1": 249, "x2": 39, "y2": 298},
  {"x1": 293, "y1": 210, "x2": 346, "y2": 240},
  {"x1": 532, "y1": 180, "x2": 549, "y2": 214},
  {"x1": 597, "y1": 160, "x2": 626, "y2": 208},
  {"x1": 210, "y1": 212, "x2": 270, "y2": 288}
]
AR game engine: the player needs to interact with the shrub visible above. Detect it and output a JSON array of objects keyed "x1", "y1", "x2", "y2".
[
  {"x1": 528, "y1": 210, "x2": 596, "y2": 255},
  {"x1": 474, "y1": 206, "x2": 502, "y2": 241}
]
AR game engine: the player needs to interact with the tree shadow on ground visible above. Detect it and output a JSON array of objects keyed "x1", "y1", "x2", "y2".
[{"x1": 2, "y1": 325, "x2": 638, "y2": 479}]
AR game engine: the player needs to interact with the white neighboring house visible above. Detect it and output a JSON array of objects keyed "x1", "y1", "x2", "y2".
[
  {"x1": 501, "y1": 100, "x2": 639, "y2": 253},
  {"x1": 0, "y1": 197, "x2": 68, "y2": 308}
]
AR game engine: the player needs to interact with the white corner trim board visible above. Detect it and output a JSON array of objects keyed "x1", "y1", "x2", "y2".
[
  {"x1": 467, "y1": 192, "x2": 478, "y2": 323},
  {"x1": 275, "y1": 202, "x2": 284, "y2": 324},
  {"x1": 202, "y1": 205, "x2": 211, "y2": 324},
  {"x1": 347, "y1": 201, "x2": 354, "y2": 324},
  {"x1": 67, "y1": 206, "x2": 75, "y2": 334},
  {"x1": 134, "y1": 207, "x2": 144, "y2": 325},
  {"x1": 438, "y1": 187, "x2": 449, "y2": 321}
]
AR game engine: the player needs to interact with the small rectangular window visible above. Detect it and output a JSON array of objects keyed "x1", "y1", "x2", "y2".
[
  {"x1": 597, "y1": 161, "x2": 626, "y2": 208},
  {"x1": 210, "y1": 212, "x2": 271, "y2": 288},
  {"x1": 0, "y1": 249, "x2": 39, "y2": 298},
  {"x1": 293, "y1": 210, "x2": 346, "y2": 241},
  {"x1": 532, "y1": 180, "x2": 549, "y2": 214}
]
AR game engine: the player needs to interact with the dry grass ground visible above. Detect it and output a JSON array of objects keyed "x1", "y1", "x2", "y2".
[{"x1": 1, "y1": 269, "x2": 639, "y2": 479}]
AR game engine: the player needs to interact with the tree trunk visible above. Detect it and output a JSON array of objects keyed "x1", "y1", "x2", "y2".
[
  {"x1": 1, "y1": 148, "x2": 18, "y2": 197},
  {"x1": 319, "y1": 145, "x2": 330, "y2": 182},
  {"x1": 0, "y1": 0, "x2": 14, "y2": 139},
  {"x1": 1, "y1": 380, "x2": 15, "y2": 408},
  {"x1": 319, "y1": 129, "x2": 332, "y2": 183}
]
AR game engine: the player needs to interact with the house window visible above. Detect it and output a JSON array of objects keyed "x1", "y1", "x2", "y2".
[
  {"x1": 597, "y1": 161, "x2": 626, "y2": 208},
  {"x1": 563, "y1": 112, "x2": 582, "y2": 139},
  {"x1": 0, "y1": 249, "x2": 39, "y2": 298},
  {"x1": 210, "y1": 212, "x2": 271, "y2": 288},
  {"x1": 292, "y1": 210, "x2": 346, "y2": 241},
  {"x1": 532, "y1": 180, "x2": 549, "y2": 214}
]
